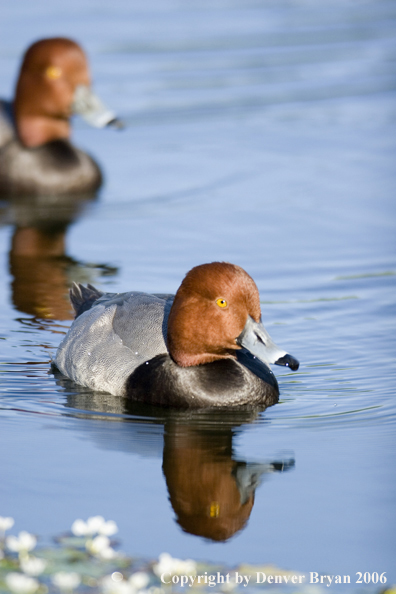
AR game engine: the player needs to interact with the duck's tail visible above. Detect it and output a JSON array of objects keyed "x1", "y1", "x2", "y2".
[{"x1": 70, "y1": 282, "x2": 103, "y2": 318}]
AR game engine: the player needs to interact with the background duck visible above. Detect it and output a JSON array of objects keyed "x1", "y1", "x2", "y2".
[
  {"x1": 0, "y1": 37, "x2": 122, "y2": 196},
  {"x1": 54, "y1": 262, "x2": 299, "y2": 408}
]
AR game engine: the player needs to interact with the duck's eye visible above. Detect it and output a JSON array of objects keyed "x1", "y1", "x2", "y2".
[
  {"x1": 216, "y1": 298, "x2": 227, "y2": 308},
  {"x1": 45, "y1": 66, "x2": 62, "y2": 80}
]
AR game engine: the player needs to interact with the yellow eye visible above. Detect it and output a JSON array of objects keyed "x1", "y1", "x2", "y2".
[
  {"x1": 209, "y1": 502, "x2": 220, "y2": 517},
  {"x1": 45, "y1": 66, "x2": 62, "y2": 80},
  {"x1": 216, "y1": 298, "x2": 227, "y2": 308}
]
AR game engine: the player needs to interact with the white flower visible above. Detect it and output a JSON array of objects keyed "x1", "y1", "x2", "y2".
[
  {"x1": 100, "y1": 572, "x2": 150, "y2": 594},
  {"x1": 71, "y1": 516, "x2": 118, "y2": 537},
  {"x1": 86, "y1": 516, "x2": 106, "y2": 534},
  {"x1": 153, "y1": 553, "x2": 196, "y2": 577},
  {"x1": 129, "y1": 572, "x2": 149, "y2": 590},
  {"x1": 87, "y1": 534, "x2": 109, "y2": 553},
  {"x1": 6, "y1": 532, "x2": 37, "y2": 553},
  {"x1": 52, "y1": 572, "x2": 81, "y2": 591},
  {"x1": 98, "y1": 520, "x2": 118, "y2": 536},
  {"x1": 0, "y1": 516, "x2": 14, "y2": 532},
  {"x1": 101, "y1": 575, "x2": 133, "y2": 594},
  {"x1": 20, "y1": 556, "x2": 47, "y2": 576},
  {"x1": 5, "y1": 573, "x2": 39, "y2": 594},
  {"x1": 70, "y1": 519, "x2": 88, "y2": 537},
  {"x1": 86, "y1": 534, "x2": 116, "y2": 559},
  {"x1": 99, "y1": 546, "x2": 117, "y2": 559}
]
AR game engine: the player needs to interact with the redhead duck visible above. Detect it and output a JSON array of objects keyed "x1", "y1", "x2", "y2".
[
  {"x1": 54, "y1": 262, "x2": 299, "y2": 408},
  {"x1": 0, "y1": 37, "x2": 122, "y2": 196}
]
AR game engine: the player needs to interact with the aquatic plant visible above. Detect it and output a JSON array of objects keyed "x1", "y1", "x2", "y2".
[{"x1": 0, "y1": 516, "x2": 394, "y2": 594}]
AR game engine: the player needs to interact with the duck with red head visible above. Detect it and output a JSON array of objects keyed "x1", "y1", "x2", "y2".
[
  {"x1": 0, "y1": 37, "x2": 122, "y2": 196},
  {"x1": 167, "y1": 262, "x2": 262, "y2": 367},
  {"x1": 54, "y1": 262, "x2": 299, "y2": 408}
]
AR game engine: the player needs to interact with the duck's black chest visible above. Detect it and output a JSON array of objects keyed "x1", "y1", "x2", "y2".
[{"x1": 125, "y1": 352, "x2": 279, "y2": 409}]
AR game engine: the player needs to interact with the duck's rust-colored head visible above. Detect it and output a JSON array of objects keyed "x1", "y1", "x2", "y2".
[
  {"x1": 167, "y1": 262, "x2": 299, "y2": 371},
  {"x1": 14, "y1": 38, "x2": 120, "y2": 147}
]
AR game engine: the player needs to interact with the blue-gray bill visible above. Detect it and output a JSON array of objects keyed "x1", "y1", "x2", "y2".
[
  {"x1": 71, "y1": 84, "x2": 124, "y2": 129},
  {"x1": 236, "y1": 315, "x2": 299, "y2": 371}
]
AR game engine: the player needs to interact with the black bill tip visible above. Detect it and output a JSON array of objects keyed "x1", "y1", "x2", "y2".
[
  {"x1": 275, "y1": 354, "x2": 299, "y2": 371},
  {"x1": 107, "y1": 117, "x2": 125, "y2": 130}
]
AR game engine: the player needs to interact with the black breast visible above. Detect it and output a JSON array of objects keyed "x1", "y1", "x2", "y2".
[
  {"x1": 0, "y1": 138, "x2": 102, "y2": 196},
  {"x1": 125, "y1": 353, "x2": 279, "y2": 409}
]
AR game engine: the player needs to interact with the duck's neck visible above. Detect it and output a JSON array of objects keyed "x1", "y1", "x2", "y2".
[{"x1": 16, "y1": 115, "x2": 70, "y2": 148}]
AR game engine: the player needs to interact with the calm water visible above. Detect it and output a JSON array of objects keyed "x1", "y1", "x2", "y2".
[{"x1": 0, "y1": 0, "x2": 395, "y2": 587}]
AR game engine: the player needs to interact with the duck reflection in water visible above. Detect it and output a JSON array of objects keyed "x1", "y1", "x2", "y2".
[
  {"x1": 2, "y1": 193, "x2": 118, "y2": 320},
  {"x1": 162, "y1": 421, "x2": 294, "y2": 541},
  {"x1": 58, "y1": 380, "x2": 294, "y2": 542}
]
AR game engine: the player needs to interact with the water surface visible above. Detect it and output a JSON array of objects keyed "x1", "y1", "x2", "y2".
[{"x1": 0, "y1": 0, "x2": 395, "y2": 587}]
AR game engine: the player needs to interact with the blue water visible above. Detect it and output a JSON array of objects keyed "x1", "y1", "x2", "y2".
[{"x1": 0, "y1": 0, "x2": 395, "y2": 588}]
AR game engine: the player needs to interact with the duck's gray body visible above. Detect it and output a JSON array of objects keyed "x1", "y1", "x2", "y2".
[
  {"x1": 55, "y1": 290, "x2": 174, "y2": 396},
  {"x1": 54, "y1": 284, "x2": 281, "y2": 409}
]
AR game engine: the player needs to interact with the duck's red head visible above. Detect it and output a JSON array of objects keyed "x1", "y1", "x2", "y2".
[
  {"x1": 167, "y1": 261, "x2": 299, "y2": 372},
  {"x1": 167, "y1": 262, "x2": 261, "y2": 367},
  {"x1": 14, "y1": 38, "x2": 91, "y2": 147}
]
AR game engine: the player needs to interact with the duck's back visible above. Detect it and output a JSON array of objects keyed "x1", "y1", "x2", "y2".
[
  {"x1": 55, "y1": 291, "x2": 173, "y2": 395},
  {"x1": 0, "y1": 100, "x2": 14, "y2": 148}
]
